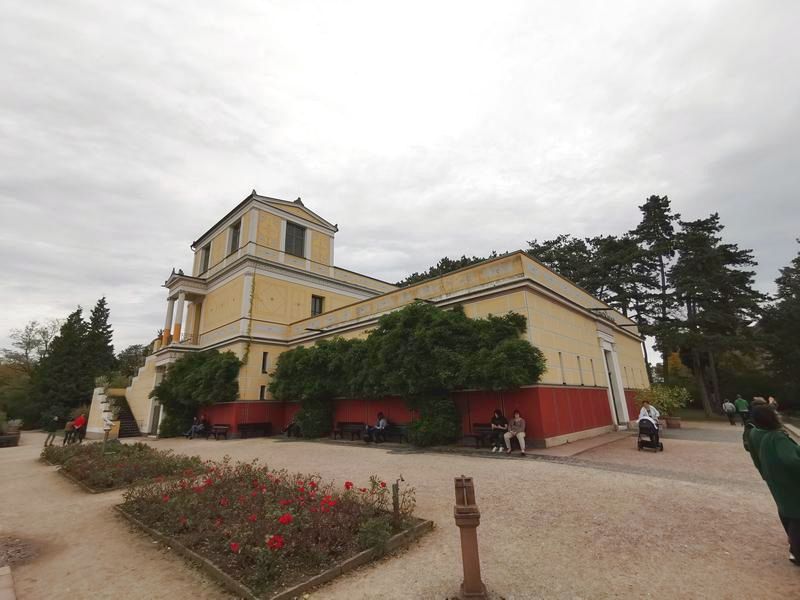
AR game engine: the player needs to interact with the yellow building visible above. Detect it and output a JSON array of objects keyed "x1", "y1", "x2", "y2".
[{"x1": 114, "y1": 191, "x2": 648, "y2": 447}]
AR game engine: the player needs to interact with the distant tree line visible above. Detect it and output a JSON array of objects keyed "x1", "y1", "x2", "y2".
[
  {"x1": 397, "y1": 196, "x2": 799, "y2": 414},
  {"x1": 0, "y1": 297, "x2": 152, "y2": 427}
]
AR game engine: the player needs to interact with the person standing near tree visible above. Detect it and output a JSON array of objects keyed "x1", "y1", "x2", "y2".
[
  {"x1": 749, "y1": 405, "x2": 800, "y2": 566},
  {"x1": 722, "y1": 399, "x2": 737, "y2": 426},
  {"x1": 42, "y1": 413, "x2": 60, "y2": 447},
  {"x1": 734, "y1": 394, "x2": 750, "y2": 425}
]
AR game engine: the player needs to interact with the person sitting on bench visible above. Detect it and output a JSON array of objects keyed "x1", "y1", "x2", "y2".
[
  {"x1": 490, "y1": 409, "x2": 508, "y2": 452},
  {"x1": 365, "y1": 412, "x2": 387, "y2": 443},
  {"x1": 184, "y1": 416, "x2": 207, "y2": 439},
  {"x1": 504, "y1": 410, "x2": 526, "y2": 456}
]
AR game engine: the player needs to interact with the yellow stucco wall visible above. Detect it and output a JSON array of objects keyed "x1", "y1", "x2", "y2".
[
  {"x1": 251, "y1": 274, "x2": 359, "y2": 324},
  {"x1": 256, "y1": 209, "x2": 282, "y2": 251},
  {"x1": 209, "y1": 229, "x2": 228, "y2": 269},
  {"x1": 615, "y1": 333, "x2": 649, "y2": 389},
  {"x1": 125, "y1": 355, "x2": 160, "y2": 432},
  {"x1": 310, "y1": 231, "x2": 332, "y2": 265},
  {"x1": 199, "y1": 278, "x2": 244, "y2": 334},
  {"x1": 236, "y1": 342, "x2": 289, "y2": 400}
]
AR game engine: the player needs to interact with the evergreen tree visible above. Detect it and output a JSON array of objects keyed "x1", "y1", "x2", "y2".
[
  {"x1": 632, "y1": 195, "x2": 680, "y2": 377},
  {"x1": 527, "y1": 234, "x2": 602, "y2": 295},
  {"x1": 30, "y1": 308, "x2": 93, "y2": 419},
  {"x1": 86, "y1": 297, "x2": 116, "y2": 377},
  {"x1": 669, "y1": 214, "x2": 764, "y2": 415},
  {"x1": 117, "y1": 344, "x2": 148, "y2": 378},
  {"x1": 397, "y1": 253, "x2": 499, "y2": 287},
  {"x1": 761, "y1": 241, "x2": 800, "y2": 408}
]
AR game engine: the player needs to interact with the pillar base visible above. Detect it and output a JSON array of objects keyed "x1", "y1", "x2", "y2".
[{"x1": 460, "y1": 582, "x2": 488, "y2": 600}]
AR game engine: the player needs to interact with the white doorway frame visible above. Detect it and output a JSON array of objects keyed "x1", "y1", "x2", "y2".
[{"x1": 598, "y1": 333, "x2": 630, "y2": 427}]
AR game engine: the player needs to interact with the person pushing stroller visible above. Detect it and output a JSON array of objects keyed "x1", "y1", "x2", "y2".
[{"x1": 637, "y1": 400, "x2": 663, "y2": 451}]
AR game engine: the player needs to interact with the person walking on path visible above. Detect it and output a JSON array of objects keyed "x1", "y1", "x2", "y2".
[
  {"x1": 748, "y1": 405, "x2": 800, "y2": 566},
  {"x1": 42, "y1": 414, "x2": 60, "y2": 447},
  {"x1": 504, "y1": 410, "x2": 526, "y2": 456},
  {"x1": 734, "y1": 394, "x2": 750, "y2": 425},
  {"x1": 722, "y1": 399, "x2": 737, "y2": 426},
  {"x1": 490, "y1": 409, "x2": 508, "y2": 452}
]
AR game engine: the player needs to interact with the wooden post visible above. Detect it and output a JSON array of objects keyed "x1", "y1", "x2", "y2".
[{"x1": 454, "y1": 476, "x2": 487, "y2": 599}]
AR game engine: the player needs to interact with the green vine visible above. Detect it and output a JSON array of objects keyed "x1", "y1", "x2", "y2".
[{"x1": 241, "y1": 270, "x2": 256, "y2": 364}]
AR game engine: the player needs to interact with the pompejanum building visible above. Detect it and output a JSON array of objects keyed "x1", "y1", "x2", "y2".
[{"x1": 87, "y1": 191, "x2": 649, "y2": 447}]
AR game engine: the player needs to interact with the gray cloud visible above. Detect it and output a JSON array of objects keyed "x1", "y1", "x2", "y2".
[{"x1": 1, "y1": 0, "x2": 798, "y2": 351}]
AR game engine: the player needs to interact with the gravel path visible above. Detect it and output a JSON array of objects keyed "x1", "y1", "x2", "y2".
[{"x1": 1, "y1": 428, "x2": 797, "y2": 599}]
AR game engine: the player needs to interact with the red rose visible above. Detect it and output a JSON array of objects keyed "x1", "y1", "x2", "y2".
[
  {"x1": 278, "y1": 513, "x2": 293, "y2": 525},
  {"x1": 162, "y1": 495, "x2": 170, "y2": 502},
  {"x1": 359, "y1": 488, "x2": 367, "y2": 493},
  {"x1": 230, "y1": 542, "x2": 240, "y2": 554},
  {"x1": 309, "y1": 481, "x2": 317, "y2": 489},
  {"x1": 266, "y1": 534, "x2": 284, "y2": 550},
  {"x1": 279, "y1": 499, "x2": 292, "y2": 506},
  {"x1": 380, "y1": 481, "x2": 387, "y2": 488},
  {"x1": 344, "y1": 481, "x2": 354, "y2": 490},
  {"x1": 247, "y1": 514, "x2": 257, "y2": 522}
]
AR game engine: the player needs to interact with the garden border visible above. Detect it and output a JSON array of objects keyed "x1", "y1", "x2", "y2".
[{"x1": 115, "y1": 505, "x2": 434, "y2": 600}]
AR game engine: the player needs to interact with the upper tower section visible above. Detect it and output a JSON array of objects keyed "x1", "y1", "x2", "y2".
[{"x1": 190, "y1": 191, "x2": 339, "y2": 279}]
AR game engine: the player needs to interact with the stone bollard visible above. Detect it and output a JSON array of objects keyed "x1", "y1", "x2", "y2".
[{"x1": 454, "y1": 475, "x2": 487, "y2": 599}]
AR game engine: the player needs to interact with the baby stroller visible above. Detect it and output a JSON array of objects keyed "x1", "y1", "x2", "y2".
[{"x1": 637, "y1": 418, "x2": 663, "y2": 452}]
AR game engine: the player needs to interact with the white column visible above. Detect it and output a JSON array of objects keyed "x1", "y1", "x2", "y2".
[
  {"x1": 162, "y1": 297, "x2": 175, "y2": 345},
  {"x1": 172, "y1": 292, "x2": 186, "y2": 342},
  {"x1": 608, "y1": 348, "x2": 630, "y2": 423}
]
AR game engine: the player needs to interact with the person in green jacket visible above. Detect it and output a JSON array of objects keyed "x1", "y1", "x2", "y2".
[
  {"x1": 734, "y1": 394, "x2": 750, "y2": 425},
  {"x1": 742, "y1": 398, "x2": 768, "y2": 456},
  {"x1": 751, "y1": 405, "x2": 800, "y2": 565}
]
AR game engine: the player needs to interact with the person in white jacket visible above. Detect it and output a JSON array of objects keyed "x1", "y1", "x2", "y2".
[{"x1": 639, "y1": 401, "x2": 660, "y2": 426}]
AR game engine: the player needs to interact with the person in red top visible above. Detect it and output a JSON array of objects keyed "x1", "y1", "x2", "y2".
[{"x1": 72, "y1": 413, "x2": 87, "y2": 444}]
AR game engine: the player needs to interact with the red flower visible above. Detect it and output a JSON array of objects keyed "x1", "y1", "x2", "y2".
[
  {"x1": 344, "y1": 481, "x2": 354, "y2": 490},
  {"x1": 220, "y1": 497, "x2": 229, "y2": 507},
  {"x1": 214, "y1": 517, "x2": 223, "y2": 527},
  {"x1": 266, "y1": 534, "x2": 284, "y2": 550},
  {"x1": 203, "y1": 477, "x2": 214, "y2": 487},
  {"x1": 380, "y1": 481, "x2": 387, "y2": 488},
  {"x1": 178, "y1": 516, "x2": 188, "y2": 526},
  {"x1": 251, "y1": 490, "x2": 258, "y2": 498},
  {"x1": 279, "y1": 499, "x2": 292, "y2": 506},
  {"x1": 162, "y1": 494, "x2": 170, "y2": 503},
  {"x1": 230, "y1": 542, "x2": 240, "y2": 554},
  {"x1": 247, "y1": 514, "x2": 257, "y2": 522},
  {"x1": 359, "y1": 488, "x2": 367, "y2": 493},
  {"x1": 278, "y1": 513, "x2": 293, "y2": 525},
  {"x1": 309, "y1": 481, "x2": 317, "y2": 489}
]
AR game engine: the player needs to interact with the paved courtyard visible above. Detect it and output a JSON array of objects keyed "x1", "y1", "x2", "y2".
[{"x1": 1, "y1": 423, "x2": 797, "y2": 599}]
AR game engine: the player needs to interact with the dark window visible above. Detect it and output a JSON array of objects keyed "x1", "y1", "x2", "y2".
[
  {"x1": 311, "y1": 295, "x2": 324, "y2": 316},
  {"x1": 261, "y1": 352, "x2": 269, "y2": 373},
  {"x1": 259, "y1": 385, "x2": 266, "y2": 400},
  {"x1": 228, "y1": 220, "x2": 241, "y2": 253},
  {"x1": 200, "y1": 244, "x2": 211, "y2": 273},
  {"x1": 285, "y1": 222, "x2": 306, "y2": 257}
]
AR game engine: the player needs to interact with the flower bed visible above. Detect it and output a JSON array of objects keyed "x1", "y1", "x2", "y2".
[
  {"x1": 119, "y1": 459, "x2": 423, "y2": 598},
  {"x1": 41, "y1": 442, "x2": 204, "y2": 492}
]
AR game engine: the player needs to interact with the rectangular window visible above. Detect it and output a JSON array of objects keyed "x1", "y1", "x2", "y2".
[
  {"x1": 590, "y1": 358, "x2": 597, "y2": 386},
  {"x1": 259, "y1": 385, "x2": 266, "y2": 400},
  {"x1": 577, "y1": 355, "x2": 584, "y2": 386},
  {"x1": 200, "y1": 244, "x2": 210, "y2": 273},
  {"x1": 285, "y1": 222, "x2": 306, "y2": 257},
  {"x1": 311, "y1": 295, "x2": 324, "y2": 317},
  {"x1": 558, "y1": 352, "x2": 566, "y2": 384},
  {"x1": 228, "y1": 220, "x2": 241, "y2": 254},
  {"x1": 261, "y1": 352, "x2": 269, "y2": 373}
]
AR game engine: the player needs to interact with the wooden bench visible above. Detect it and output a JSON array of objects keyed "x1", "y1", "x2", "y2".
[
  {"x1": 332, "y1": 421, "x2": 366, "y2": 441},
  {"x1": 0, "y1": 432, "x2": 20, "y2": 448},
  {"x1": 237, "y1": 422, "x2": 272, "y2": 438},
  {"x1": 375, "y1": 423, "x2": 409, "y2": 443},
  {"x1": 210, "y1": 424, "x2": 230, "y2": 440},
  {"x1": 462, "y1": 423, "x2": 494, "y2": 448}
]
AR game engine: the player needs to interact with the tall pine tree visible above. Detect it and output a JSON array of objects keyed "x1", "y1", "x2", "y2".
[
  {"x1": 632, "y1": 195, "x2": 680, "y2": 378},
  {"x1": 761, "y1": 241, "x2": 800, "y2": 408},
  {"x1": 669, "y1": 214, "x2": 763, "y2": 415},
  {"x1": 86, "y1": 296, "x2": 116, "y2": 377},
  {"x1": 30, "y1": 308, "x2": 93, "y2": 418}
]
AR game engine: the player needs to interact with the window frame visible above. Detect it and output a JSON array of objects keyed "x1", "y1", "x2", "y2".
[
  {"x1": 259, "y1": 385, "x2": 266, "y2": 400},
  {"x1": 311, "y1": 295, "x2": 324, "y2": 317},
  {"x1": 285, "y1": 222, "x2": 306, "y2": 258},
  {"x1": 261, "y1": 351, "x2": 269, "y2": 374},
  {"x1": 200, "y1": 244, "x2": 211, "y2": 273},
  {"x1": 228, "y1": 220, "x2": 241, "y2": 254}
]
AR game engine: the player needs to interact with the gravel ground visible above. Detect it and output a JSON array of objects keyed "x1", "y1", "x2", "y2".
[{"x1": 1, "y1": 428, "x2": 797, "y2": 600}]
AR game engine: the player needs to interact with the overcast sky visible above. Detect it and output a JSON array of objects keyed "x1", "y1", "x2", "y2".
[{"x1": 1, "y1": 0, "x2": 798, "y2": 352}]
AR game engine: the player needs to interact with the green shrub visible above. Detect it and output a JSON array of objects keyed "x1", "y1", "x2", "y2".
[
  {"x1": 295, "y1": 398, "x2": 333, "y2": 438},
  {"x1": 357, "y1": 516, "x2": 393, "y2": 554},
  {"x1": 636, "y1": 385, "x2": 691, "y2": 416},
  {"x1": 407, "y1": 397, "x2": 461, "y2": 447}
]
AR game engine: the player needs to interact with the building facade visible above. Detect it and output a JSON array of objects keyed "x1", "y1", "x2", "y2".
[{"x1": 101, "y1": 191, "x2": 649, "y2": 447}]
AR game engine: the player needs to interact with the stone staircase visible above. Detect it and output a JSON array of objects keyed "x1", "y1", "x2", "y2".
[{"x1": 116, "y1": 400, "x2": 142, "y2": 438}]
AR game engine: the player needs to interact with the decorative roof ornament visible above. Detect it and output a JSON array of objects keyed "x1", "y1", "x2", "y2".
[{"x1": 294, "y1": 197, "x2": 304, "y2": 206}]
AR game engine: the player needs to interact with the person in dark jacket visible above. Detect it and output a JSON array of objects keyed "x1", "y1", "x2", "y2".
[
  {"x1": 749, "y1": 405, "x2": 800, "y2": 565},
  {"x1": 490, "y1": 409, "x2": 508, "y2": 452},
  {"x1": 42, "y1": 414, "x2": 60, "y2": 447}
]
